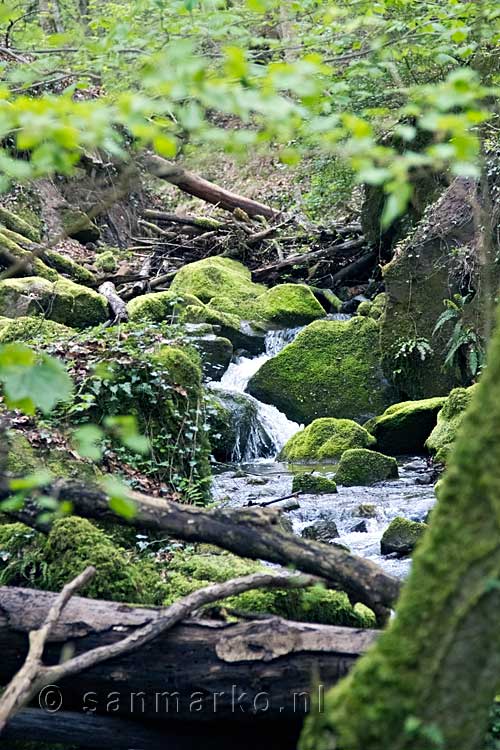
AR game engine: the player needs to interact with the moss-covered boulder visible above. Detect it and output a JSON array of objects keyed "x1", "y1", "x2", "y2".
[
  {"x1": 94, "y1": 250, "x2": 116, "y2": 273},
  {"x1": 60, "y1": 207, "x2": 100, "y2": 244},
  {"x1": 292, "y1": 473, "x2": 337, "y2": 494},
  {"x1": 335, "y1": 448, "x2": 398, "y2": 486},
  {"x1": 380, "y1": 516, "x2": 427, "y2": 556},
  {"x1": 43, "y1": 250, "x2": 95, "y2": 284},
  {"x1": 170, "y1": 257, "x2": 326, "y2": 326},
  {"x1": 170, "y1": 256, "x2": 266, "y2": 319},
  {"x1": 247, "y1": 317, "x2": 391, "y2": 424},
  {"x1": 0, "y1": 277, "x2": 108, "y2": 327},
  {"x1": 0, "y1": 316, "x2": 74, "y2": 343},
  {"x1": 127, "y1": 290, "x2": 202, "y2": 323},
  {"x1": 164, "y1": 549, "x2": 375, "y2": 628},
  {"x1": 425, "y1": 385, "x2": 477, "y2": 463},
  {"x1": 365, "y1": 396, "x2": 446, "y2": 455},
  {"x1": 281, "y1": 417, "x2": 376, "y2": 461},
  {"x1": 182, "y1": 303, "x2": 266, "y2": 354},
  {"x1": 357, "y1": 293, "x2": 387, "y2": 321},
  {"x1": 42, "y1": 517, "x2": 165, "y2": 603},
  {"x1": 256, "y1": 284, "x2": 326, "y2": 326}
]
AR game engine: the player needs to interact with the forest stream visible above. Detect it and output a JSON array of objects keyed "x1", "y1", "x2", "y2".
[{"x1": 210, "y1": 319, "x2": 437, "y2": 578}]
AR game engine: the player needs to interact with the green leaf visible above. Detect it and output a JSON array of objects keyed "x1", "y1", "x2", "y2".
[
  {"x1": 0, "y1": 345, "x2": 73, "y2": 415},
  {"x1": 73, "y1": 424, "x2": 104, "y2": 461},
  {"x1": 102, "y1": 476, "x2": 137, "y2": 520}
]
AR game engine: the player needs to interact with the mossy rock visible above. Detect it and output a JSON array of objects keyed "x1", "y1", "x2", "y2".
[
  {"x1": 0, "y1": 276, "x2": 108, "y2": 328},
  {"x1": 127, "y1": 290, "x2": 202, "y2": 323},
  {"x1": 164, "y1": 549, "x2": 375, "y2": 628},
  {"x1": 292, "y1": 473, "x2": 337, "y2": 494},
  {"x1": 43, "y1": 517, "x2": 166, "y2": 604},
  {"x1": 335, "y1": 448, "x2": 398, "y2": 486},
  {"x1": 380, "y1": 516, "x2": 427, "y2": 556},
  {"x1": 171, "y1": 256, "x2": 266, "y2": 319},
  {"x1": 281, "y1": 417, "x2": 376, "y2": 462},
  {"x1": 94, "y1": 250, "x2": 117, "y2": 273},
  {"x1": 181, "y1": 303, "x2": 266, "y2": 355},
  {"x1": 44, "y1": 250, "x2": 95, "y2": 284},
  {"x1": 185, "y1": 331, "x2": 233, "y2": 380},
  {"x1": 0, "y1": 204, "x2": 41, "y2": 242},
  {"x1": 365, "y1": 396, "x2": 446, "y2": 455},
  {"x1": 425, "y1": 385, "x2": 477, "y2": 463},
  {"x1": 6, "y1": 429, "x2": 99, "y2": 482},
  {"x1": 0, "y1": 316, "x2": 74, "y2": 344},
  {"x1": 0, "y1": 522, "x2": 45, "y2": 587},
  {"x1": 171, "y1": 257, "x2": 325, "y2": 326},
  {"x1": 256, "y1": 283, "x2": 326, "y2": 326},
  {"x1": 60, "y1": 207, "x2": 100, "y2": 243},
  {"x1": 247, "y1": 317, "x2": 392, "y2": 424}
]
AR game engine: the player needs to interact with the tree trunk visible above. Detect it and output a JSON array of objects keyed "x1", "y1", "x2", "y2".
[
  {"x1": 143, "y1": 155, "x2": 279, "y2": 219},
  {"x1": 300, "y1": 303, "x2": 500, "y2": 749},
  {"x1": 0, "y1": 587, "x2": 377, "y2": 728}
]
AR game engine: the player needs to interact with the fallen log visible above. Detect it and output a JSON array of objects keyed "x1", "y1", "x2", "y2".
[
  {"x1": 142, "y1": 208, "x2": 226, "y2": 231},
  {"x1": 329, "y1": 251, "x2": 377, "y2": 286},
  {"x1": 10, "y1": 481, "x2": 401, "y2": 617},
  {"x1": 98, "y1": 281, "x2": 128, "y2": 323},
  {"x1": 0, "y1": 586, "x2": 378, "y2": 725},
  {"x1": 143, "y1": 155, "x2": 279, "y2": 219}
]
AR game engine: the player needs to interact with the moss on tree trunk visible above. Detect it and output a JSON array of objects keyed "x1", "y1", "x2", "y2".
[{"x1": 300, "y1": 303, "x2": 500, "y2": 750}]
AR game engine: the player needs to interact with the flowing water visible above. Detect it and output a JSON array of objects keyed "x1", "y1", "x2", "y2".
[{"x1": 209, "y1": 319, "x2": 437, "y2": 578}]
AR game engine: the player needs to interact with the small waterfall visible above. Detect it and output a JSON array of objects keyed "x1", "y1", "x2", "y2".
[{"x1": 210, "y1": 326, "x2": 303, "y2": 461}]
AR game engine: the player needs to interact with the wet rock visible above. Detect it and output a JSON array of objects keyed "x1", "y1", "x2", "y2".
[
  {"x1": 246, "y1": 476, "x2": 269, "y2": 486},
  {"x1": 278, "y1": 498, "x2": 301, "y2": 512},
  {"x1": 335, "y1": 449, "x2": 398, "y2": 487},
  {"x1": 350, "y1": 520, "x2": 368, "y2": 533},
  {"x1": 292, "y1": 473, "x2": 337, "y2": 495},
  {"x1": 247, "y1": 317, "x2": 392, "y2": 424},
  {"x1": 365, "y1": 397, "x2": 446, "y2": 455},
  {"x1": 301, "y1": 519, "x2": 339, "y2": 543},
  {"x1": 380, "y1": 516, "x2": 427, "y2": 557},
  {"x1": 356, "y1": 503, "x2": 377, "y2": 518},
  {"x1": 209, "y1": 389, "x2": 273, "y2": 462},
  {"x1": 187, "y1": 333, "x2": 233, "y2": 381}
]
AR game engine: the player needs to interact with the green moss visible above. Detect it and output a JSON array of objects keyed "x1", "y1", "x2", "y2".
[
  {"x1": 356, "y1": 300, "x2": 372, "y2": 317},
  {"x1": 0, "y1": 522, "x2": 45, "y2": 586},
  {"x1": 248, "y1": 317, "x2": 392, "y2": 424},
  {"x1": 425, "y1": 385, "x2": 477, "y2": 463},
  {"x1": 292, "y1": 473, "x2": 337, "y2": 494},
  {"x1": 44, "y1": 250, "x2": 95, "y2": 284},
  {"x1": 256, "y1": 284, "x2": 326, "y2": 326},
  {"x1": 94, "y1": 250, "x2": 117, "y2": 273},
  {"x1": 60, "y1": 207, "x2": 100, "y2": 243},
  {"x1": 335, "y1": 448, "x2": 398, "y2": 486},
  {"x1": 6, "y1": 429, "x2": 99, "y2": 481},
  {"x1": 171, "y1": 256, "x2": 266, "y2": 311},
  {"x1": 0, "y1": 276, "x2": 108, "y2": 328},
  {"x1": 164, "y1": 549, "x2": 375, "y2": 627},
  {"x1": 365, "y1": 396, "x2": 446, "y2": 455},
  {"x1": 0, "y1": 205, "x2": 41, "y2": 242},
  {"x1": 380, "y1": 516, "x2": 427, "y2": 556},
  {"x1": 127, "y1": 290, "x2": 202, "y2": 323},
  {"x1": 0, "y1": 316, "x2": 74, "y2": 344},
  {"x1": 281, "y1": 418, "x2": 376, "y2": 461},
  {"x1": 43, "y1": 517, "x2": 166, "y2": 604},
  {"x1": 0, "y1": 230, "x2": 58, "y2": 281}
]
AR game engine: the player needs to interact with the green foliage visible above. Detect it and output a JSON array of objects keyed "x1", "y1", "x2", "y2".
[
  {"x1": 425, "y1": 385, "x2": 478, "y2": 463},
  {"x1": 433, "y1": 294, "x2": 486, "y2": 379}
]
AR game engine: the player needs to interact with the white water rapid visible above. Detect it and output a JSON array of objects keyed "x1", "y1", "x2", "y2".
[{"x1": 210, "y1": 327, "x2": 303, "y2": 461}]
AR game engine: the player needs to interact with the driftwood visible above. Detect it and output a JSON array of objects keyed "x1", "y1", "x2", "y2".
[
  {"x1": 98, "y1": 281, "x2": 128, "y2": 322},
  {"x1": 144, "y1": 155, "x2": 279, "y2": 219},
  {"x1": 0, "y1": 586, "x2": 378, "y2": 726},
  {"x1": 11, "y1": 481, "x2": 400, "y2": 618}
]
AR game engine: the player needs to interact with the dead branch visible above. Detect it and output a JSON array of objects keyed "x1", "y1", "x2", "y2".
[
  {"x1": 98, "y1": 281, "x2": 128, "y2": 323},
  {"x1": 143, "y1": 155, "x2": 279, "y2": 219}
]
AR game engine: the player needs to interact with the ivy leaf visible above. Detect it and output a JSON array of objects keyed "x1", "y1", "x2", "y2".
[{"x1": 0, "y1": 344, "x2": 72, "y2": 415}]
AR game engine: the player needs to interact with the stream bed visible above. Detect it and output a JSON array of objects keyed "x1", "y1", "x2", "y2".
[{"x1": 209, "y1": 320, "x2": 438, "y2": 579}]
